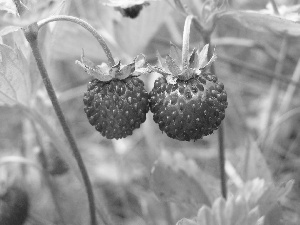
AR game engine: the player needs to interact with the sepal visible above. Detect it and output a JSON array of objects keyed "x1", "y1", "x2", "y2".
[{"x1": 76, "y1": 50, "x2": 150, "y2": 81}]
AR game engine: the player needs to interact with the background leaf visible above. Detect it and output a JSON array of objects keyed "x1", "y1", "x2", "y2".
[
  {"x1": 0, "y1": 44, "x2": 31, "y2": 106},
  {"x1": 150, "y1": 150, "x2": 217, "y2": 208},
  {"x1": 220, "y1": 11, "x2": 300, "y2": 36}
]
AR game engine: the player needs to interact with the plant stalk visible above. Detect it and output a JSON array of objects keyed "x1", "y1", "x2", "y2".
[
  {"x1": 204, "y1": 34, "x2": 227, "y2": 199},
  {"x1": 23, "y1": 23, "x2": 97, "y2": 225},
  {"x1": 37, "y1": 15, "x2": 115, "y2": 67},
  {"x1": 182, "y1": 15, "x2": 194, "y2": 69}
]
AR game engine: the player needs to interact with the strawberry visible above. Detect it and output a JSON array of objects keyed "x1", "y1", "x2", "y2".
[
  {"x1": 0, "y1": 186, "x2": 29, "y2": 225},
  {"x1": 148, "y1": 44, "x2": 227, "y2": 141},
  {"x1": 77, "y1": 53, "x2": 150, "y2": 139}
]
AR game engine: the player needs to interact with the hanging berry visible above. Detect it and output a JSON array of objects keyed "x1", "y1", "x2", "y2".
[
  {"x1": 77, "y1": 53, "x2": 150, "y2": 140},
  {"x1": 148, "y1": 16, "x2": 228, "y2": 141}
]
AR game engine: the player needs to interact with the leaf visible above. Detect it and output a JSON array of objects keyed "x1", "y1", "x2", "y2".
[
  {"x1": 220, "y1": 10, "x2": 300, "y2": 36},
  {"x1": 0, "y1": 0, "x2": 17, "y2": 15},
  {"x1": 258, "y1": 180, "x2": 294, "y2": 215},
  {"x1": 197, "y1": 44, "x2": 209, "y2": 69},
  {"x1": 166, "y1": 54, "x2": 181, "y2": 76},
  {"x1": 0, "y1": 44, "x2": 31, "y2": 106},
  {"x1": 150, "y1": 150, "x2": 213, "y2": 208},
  {"x1": 0, "y1": 26, "x2": 20, "y2": 36},
  {"x1": 239, "y1": 140, "x2": 273, "y2": 182},
  {"x1": 169, "y1": 42, "x2": 182, "y2": 66}
]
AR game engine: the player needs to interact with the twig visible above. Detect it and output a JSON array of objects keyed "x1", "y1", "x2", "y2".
[
  {"x1": 203, "y1": 34, "x2": 227, "y2": 199},
  {"x1": 163, "y1": 202, "x2": 174, "y2": 225},
  {"x1": 37, "y1": 15, "x2": 115, "y2": 67},
  {"x1": 270, "y1": 0, "x2": 280, "y2": 15},
  {"x1": 23, "y1": 23, "x2": 97, "y2": 225},
  {"x1": 182, "y1": 15, "x2": 194, "y2": 68}
]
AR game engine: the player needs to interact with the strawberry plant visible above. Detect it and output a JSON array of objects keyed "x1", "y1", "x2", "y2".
[{"x1": 1, "y1": 0, "x2": 300, "y2": 225}]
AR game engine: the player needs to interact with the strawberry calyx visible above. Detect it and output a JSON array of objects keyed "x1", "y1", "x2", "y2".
[
  {"x1": 76, "y1": 50, "x2": 150, "y2": 81},
  {"x1": 147, "y1": 15, "x2": 217, "y2": 84},
  {"x1": 148, "y1": 43, "x2": 217, "y2": 84}
]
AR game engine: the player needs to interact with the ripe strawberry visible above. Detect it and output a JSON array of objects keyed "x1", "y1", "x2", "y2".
[
  {"x1": 149, "y1": 44, "x2": 227, "y2": 141},
  {"x1": 0, "y1": 186, "x2": 30, "y2": 225},
  {"x1": 77, "y1": 54, "x2": 150, "y2": 139}
]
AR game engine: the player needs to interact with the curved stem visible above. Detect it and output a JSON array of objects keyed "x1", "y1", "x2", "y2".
[
  {"x1": 182, "y1": 15, "x2": 194, "y2": 69},
  {"x1": 23, "y1": 24, "x2": 97, "y2": 225},
  {"x1": 204, "y1": 34, "x2": 227, "y2": 199},
  {"x1": 37, "y1": 15, "x2": 115, "y2": 67}
]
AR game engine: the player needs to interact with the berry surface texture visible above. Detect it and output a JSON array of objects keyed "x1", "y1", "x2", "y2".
[
  {"x1": 150, "y1": 73, "x2": 227, "y2": 141},
  {"x1": 83, "y1": 77, "x2": 149, "y2": 139}
]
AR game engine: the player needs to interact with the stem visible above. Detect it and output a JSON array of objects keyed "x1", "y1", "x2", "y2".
[
  {"x1": 37, "y1": 15, "x2": 115, "y2": 67},
  {"x1": 163, "y1": 202, "x2": 174, "y2": 225},
  {"x1": 270, "y1": 0, "x2": 280, "y2": 15},
  {"x1": 182, "y1": 15, "x2": 194, "y2": 69},
  {"x1": 204, "y1": 34, "x2": 227, "y2": 199},
  {"x1": 23, "y1": 24, "x2": 97, "y2": 225}
]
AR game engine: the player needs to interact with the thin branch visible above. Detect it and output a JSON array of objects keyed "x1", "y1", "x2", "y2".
[
  {"x1": 204, "y1": 34, "x2": 227, "y2": 199},
  {"x1": 37, "y1": 15, "x2": 115, "y2": 67},
  {"x1": 182, "y1": 15, "x2": 194, "y2": 68},
  {"x1": 23, "y1": 23, "x2": 97, "y2": 225},
  {"x1": 270, "y1": 0, "x2": 280, "y2": 15}
]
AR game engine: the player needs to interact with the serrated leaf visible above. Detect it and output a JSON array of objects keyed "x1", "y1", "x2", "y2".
[
  {"x1": 166, "y1": 54, "x2": 181, "y2": 76},
  {"x1": 133, "y1": 54, "x2": 152, "y2": 76},
  {"x1": 0, "y1": 44, "x2": 31, "y2": 106},
  {"x1": 118, "y1": 62, "x2": 134, "y2": 78},
  {"x1": 221, "y1": 10, "x2": 300, "y2": 36},
  {"x1": 201, "y1": 50, "x2": 217, "y2": 71},
  {"x1": 156, "y1": 50, "x2": 166, "y2": 68},
  {"x1": 134, "y1": 54, "x2": 146, "y2": 68},
  {"x1": 197, "y1": 44, "x2": 209, "y2": 69},
  {"x1": 169, "y1": 42, "x2": 182, "y2": 66},
  {"x1": 150, "y1": 151, "x2": 212, "y2": 208},
  {"x1": 189, "y1": 48, "x2": 198, "y2": 68}
]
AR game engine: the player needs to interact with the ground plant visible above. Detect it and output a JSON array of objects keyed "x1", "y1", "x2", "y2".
[{"x1": 0, "y1": 0, "x2": 300, "y2": 225}]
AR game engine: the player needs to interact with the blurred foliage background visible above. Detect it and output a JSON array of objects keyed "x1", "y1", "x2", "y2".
[{"x1": 2, "y1": 0, "x2": 300, "y2": 224}]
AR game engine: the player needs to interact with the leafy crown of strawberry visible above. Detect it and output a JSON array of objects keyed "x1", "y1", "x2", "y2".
[{"x1": 76, "y1": 51, "x2": 150, "y2": 81}]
